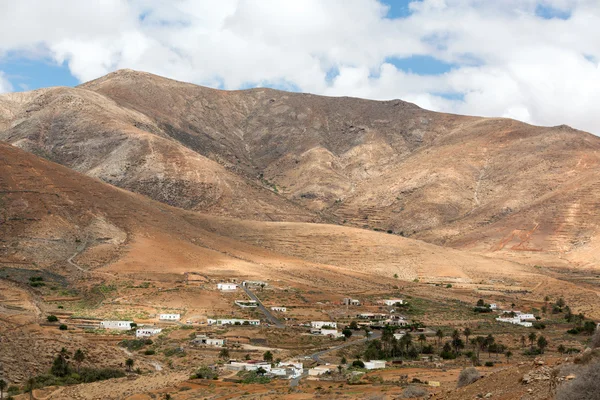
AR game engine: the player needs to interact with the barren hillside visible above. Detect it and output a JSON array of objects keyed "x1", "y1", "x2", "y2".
[{"x1": 2, "y1": 69, "x2": 600, "y2": 258}]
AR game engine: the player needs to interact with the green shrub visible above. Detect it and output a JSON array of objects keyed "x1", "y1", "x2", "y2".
[
  {"x1": 47, "y1": 315, "x2": 58, "y2": 322},
  {"x1": 190, "y1": 366, "x2": 218, "y2": 380},
  {"x1": 352, "y1": 360, "x2": 365, "y2": 368},
  {"x1": 484, "y1": 361, "x2": 494, "y2": 367},
  {"x1": 143, "y1": 349, "x2": 155, "y2": 355},
  {"x1": 59, "y1": 324, "x2": 68, "y2": 330}
]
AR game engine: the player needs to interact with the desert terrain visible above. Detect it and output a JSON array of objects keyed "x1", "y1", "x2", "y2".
[{"x1": 1, "y1": 71, "x2": 599, "y2": 399}]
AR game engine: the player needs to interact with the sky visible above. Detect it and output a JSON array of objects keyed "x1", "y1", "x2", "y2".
[{"x1": 1, "y1": 0, "x2": 600, "y2": 133}]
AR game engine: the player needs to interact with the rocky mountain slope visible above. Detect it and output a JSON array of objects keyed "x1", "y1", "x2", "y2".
[{"x1": 2, "y1": 69, "x2": 600, "y2": 258}]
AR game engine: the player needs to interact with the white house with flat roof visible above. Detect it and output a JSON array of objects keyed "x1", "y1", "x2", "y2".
[
  {"x1": 382, "y1": 299, "x2": 404, "y2": 306},
  {"x1": 193, "y1": 334, "x2": 226, "y2": 347},
  {"x1": 271, "y1": 306, "x2": 287, "y2": 312},
  {"x1": 207, "y1": 318, "x2": 260, "y2": 326},
  {"x1": 311, "y1": 321, "x2": 337, "y2": 329},
  {"x1": 159, "y1": 313, "x2": 181, "y2": 321},
  {"x1": 226, "y1": 361, "x2": 271, "y2": 372},
  {"x1": 217, "y1": 283, "x2": 238, "y2": 291},
  {"x1": 100, "y1": 320, "x2": 133, "y2": 330},
  {"x1": 136, "y1": 327, "x2": 162, "y2": 338},
  {"x1": 235, "y1": 300, "x2": 258, "y2": 308},
  {"x1": 364, "y1": 360, "x2": 386, "y2": 370}
]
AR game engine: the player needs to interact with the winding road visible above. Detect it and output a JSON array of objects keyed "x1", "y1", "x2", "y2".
[{"x1": 241, "y1": 284, "x2": 285, "y2": 328}]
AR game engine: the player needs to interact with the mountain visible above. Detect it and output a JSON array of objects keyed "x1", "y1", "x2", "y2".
[
  {"x1": 0, "y1": 140, "x2": 539, "y2": 288},
  {"x1": 2, "y1": 69, "x2": 600, "y2": 260}
]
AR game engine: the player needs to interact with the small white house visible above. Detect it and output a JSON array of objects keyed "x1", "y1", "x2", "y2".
[
  {"x1": 100, "y1": 320, "x2": 133, "y2": 330},
  {"x1": 193, "y1": 334, "x2": 226, "y2": 347},
  {"x1": 207, "y1": 318, "x2": 260, "y2": 326},
  {"x1": 517, "y1": 313, "x2": 535, "y2": 321},
  {"x1": 364, "y1": 360, "x2": 386, "y2": 370},
  {"x1": 489, "y1": 303, "x2": 498, "y2": 310},
  {"x1": 343, "y1": 298, "x2": 361, "y2": 306},
  {"x1": 217, "y1": 283, "x2": 238, "y2": 291},
  {"x1": 320, "y1": 328, "x2": 343, "y2": 338},
  {"x1": 159, "y1": 313, "x2": 181, "y2": 321},
  {"x1": 382, "y1": 299, "x2": 404, "y2": 306},
  {"x1": 311, "y1": 321, "x2": 337, "y2": 329},
  {"x1": 271, "y1": 306, "x2": 287, "y2": 312},
  {"x1": 308, "y1": 365, "x2": 336, "y2": 376},
  {"x1": 136, "y1": 327, "x2": 162, "y2": 338}
]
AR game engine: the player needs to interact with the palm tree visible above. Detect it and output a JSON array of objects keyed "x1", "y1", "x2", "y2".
[
  {"x1": 219, "y1": 348, "x2": 230, "y2": 360},
  {"x1": 263, "y1": 351, "x2": 273, "y2": 362},
  {"x1": 528, "y1": 332, "x2": 537, "y2": 347},
  {"x1": 0, "y1": 378, "x2": 7, "y2": 400},
  {"x1": 520, "y1": 335, "x2": 526, "y2": 348},
  {"x1": 27, "y1": 375, "x2": 35, "y2": 400},
  {"x1": 125, "y1": 358, "x2": 134, "y2": 372},
  {"x1": 418, "y1": 334, "x2": 426, "y2": 351},
  {"x1": 537, "y1": 336, "x2": 548, "y2": 353},
  {"x1": 463, "y1": 328, "x2": 472, "y2": 346},
  {"x1": 505, "y1": 351, "x2": 513, "y2": 363},
  {"x1": 436, "y1": 329, "x2": 444, "y2": 349},
  {"x1": 73, "y1": 349, "x2": 85, "y2": 373}
]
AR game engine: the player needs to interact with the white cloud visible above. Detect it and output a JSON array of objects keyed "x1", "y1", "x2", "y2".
[
  {"x1": 0, "y1": 71, "x2": 12, "y2": 93},
  {"x1": 0, "y1": 0, "x2": 600, "y2": 133}
]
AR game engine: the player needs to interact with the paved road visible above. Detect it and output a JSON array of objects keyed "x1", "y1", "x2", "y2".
[
  {"x1": 309, "y1": 331, "x2": 382, "y2": 363},
  {"x1": 241, "y1": 285, "x2": 285, "y2": 328}
]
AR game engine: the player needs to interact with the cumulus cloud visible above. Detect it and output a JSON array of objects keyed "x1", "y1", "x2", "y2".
[{"x1": 0, "y1": 0, "x2": 599, "y2": 133}]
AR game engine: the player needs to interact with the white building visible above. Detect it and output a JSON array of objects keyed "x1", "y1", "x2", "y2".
[
  {"x1": 311, "y1": 321, "x2": 337, "y2": 329},
  {"x1": 226, "y1": 361, "x2": 271, "y2": 372},
  {"x1": 315, "y1": 328, "x2": 343, "y2": 338},
  {"x1": 343, "y1": 298, "x2": 361, "y2": 306},
  {"x1": 308, "y1": 365, "x2": 337, "y2": 376},
  {"x1": 271, "y1": 362, "x2": 303, "y2": 379},
  {"x1": 100, "y1": 320, "x2": 133, "y2": 330},
  {"x1": 271, "y1": 306, "x2": 287, "y2": 312},
  {"x1": 193, "y1": 334, "x2": 226, "y2": 347},
  {"x1": 382, "y1": 299, "x2": 404, "y2": 306},
  {"x1": 364, "y1": 360, "x2": 386, "y2": 370},
  {"x1": 217, "y1": 283, "x2": 238, "y2": 291},
  {"x1": 136, "y1": 327, "x2": 162, "y2": 338},
  {"x1": 489, "y1": 303, "x2": 497, "y2": 310},
  {"x1": 207, "y1": 318, "x2": 260, "y2": 326},
  {"x1": 393, "y1": 332, "x2": 406, "y2": 340},
  {"x1": 357, "y1": 313, "x2": 387, "y2": 320},
  {"x1": 495, "y1": 317, "x2": 533, "y2": 327},
  {"x1": 517, "y1": 313, "x2": 535, "y2": 321},
  {"x1": 234, "y1": 300, "x2": 258, "y2": 308},
  {"x1": 159, "y1": 313, "x2": 181, "y2": 321}
]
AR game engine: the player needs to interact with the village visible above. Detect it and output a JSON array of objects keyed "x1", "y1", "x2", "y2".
[{"x1": 30, "y1": 274, "x2": 591, "y2": 398}]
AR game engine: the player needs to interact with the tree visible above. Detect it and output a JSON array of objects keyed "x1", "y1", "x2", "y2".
[
  {"x1": 476, "y1": 299, "x2": 485, "y2": 307},
  {"x1": 337, "y1": 365, "x2": 343, "y2": 374},
  {"x1": 244, "y1": 353, "x2": 251, "y2": 360},
  {"x1": 0, "y1": 378, "x2": 6, "y2": 400},
  {"x1": 219, "y1": 348, "x2": 230, "y2": 360},
  {"x1": 73, "y1": 349, "x2": 85, "y2": 373},
  {"x1": 26, "y1": 375, "x2": 35, "y2": 400},
  {"x1": 342, "y1": 328, "x2": 353, "y2": 338},
  {"x1": 505, "y1": 351, "x2": 512, "y2": 363},
  {"x1": 436, "y1": 329, "x2": 444, "y2": 349},
  {"x1": 51, "y1": 350, "x2": 71, "y2": 377},
  {"x1": 520, "y1": 335, "x2": 526, "y2": 348},
  {"x1": 47, "y1": 315, "x2": 58, "y2": 322},
  {"x1": 418, "y1": 334, "x2": 427, "y2": 351},
  {"x1": 528, "y1": 332, "x2": 537, "y2": 347},
  {"x1": 349, "y1": 321, "x2": 359, "y2": 330},
  {"x1": 341, "y1": 356, "x2": 347, "y2": 365},
  {"x1": 557, "y1": 298, "x2": 566, "y2": 308},
  {"x1": 263, "y1": 351, "x2": 273, "y2": 362},
  {"x1": 558, "y1": 344, "x2": 566, "y2": 354},
  {"x1": 537, "y1": 336, "x2": 548, "y2": 353},
  {"x1": 463, "y1": 328, "x2": 472, "y2": 345},
  {"x1": 125, "y1": 358, "x2": 135, "y2": 372}
]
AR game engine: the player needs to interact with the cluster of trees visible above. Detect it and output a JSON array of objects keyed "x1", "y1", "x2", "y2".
[
  {"x1": 473, "y1": 299, "x2": 494, "y2": 313},
  {"x1": 544, "y1": 296, "x2": 597, "y2": 335},
  {"x1": 21, "y1": 348, "x2": 128, "y2": 394},
  {"x1": 520, "y1": 332, "x2": 549, "y2": 356},
  {"x1": 360, "y1": 327, "x2": 433, "y2": 361}
]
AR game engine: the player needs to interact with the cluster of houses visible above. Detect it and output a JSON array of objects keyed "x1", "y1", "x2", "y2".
[
  {"x1": 217, "y1": 282, "x2": 239, "y2": 291},
  {"x1": 495, "y1": 311, "x2": 536, "y2": 327}
]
